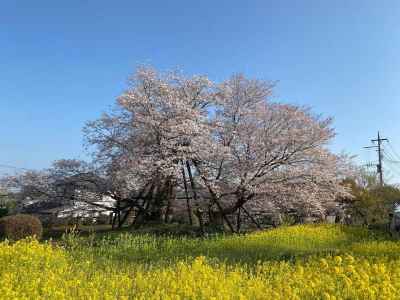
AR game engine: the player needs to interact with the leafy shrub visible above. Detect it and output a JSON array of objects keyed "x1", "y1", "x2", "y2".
[
  {"x1": 342, "y1": 177, "x2": 400, "y2": 226},
  {"x1": 0, "y1": 207, "x2": 8, "y2": 218},
  {"x1": 280, "y1": 213, "x2": 298, "y2": 226},
  {"x1": 0, "y1": 214, "x2": 43, "y2": 240}
]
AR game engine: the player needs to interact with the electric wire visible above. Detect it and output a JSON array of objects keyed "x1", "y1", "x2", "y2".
[
  {"x1": 387, "y1": 142, "x2": 400, "y2": 161},
  {"x1": 383, "y1": 152, "x2": 400, "y2": 179},
  {"x1": 383, "y1": 149, "x2": 399, "y2": 162}
]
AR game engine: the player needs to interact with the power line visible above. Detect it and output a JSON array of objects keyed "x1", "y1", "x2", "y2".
[
  {"x1": 364, "y1": 131, "x2": 388, "y2": 186},
  {"x1": 383, "y1": 159, "x2": 400, "y2": 171},
  {"x1": 385, "y1": 164, "x2": 400, "y2": 177},
  {"x1": 386, "y1": 159, "x2": 400, "y2": 164},
  {"x1": 383, "y1": 157, "x2": 400, "y2": 178},
  {"x1": 0, "y1": 164, "x2": 30, "y2": 171},
  {"x1": 382, "y1": 149, "x2": 398, "y2": 162},
  {"x1": 386, "y1": 142, "x2": 400, "y2": 162},
  {"x1": 382, "y1": 151, "x2": 400, "y2": 182},
  {"x1": 382, "y1": 146, "x2": 400, "y2": 183}
]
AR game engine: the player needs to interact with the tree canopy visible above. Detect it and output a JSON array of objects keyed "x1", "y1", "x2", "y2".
[{"x1": 1, "y1": 67, "x2": 354, "y2": 231}]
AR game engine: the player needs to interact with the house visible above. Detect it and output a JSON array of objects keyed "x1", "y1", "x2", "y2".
[{"x1": 18, "y1": 190, "x2": 116, "y2": 227}]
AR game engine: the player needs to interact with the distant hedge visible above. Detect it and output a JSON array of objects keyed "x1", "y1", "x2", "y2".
[
  {"x1": 0, "y1": 214, "x2": 43, "y2": 240},
  {"x1": 0, "y1": 207, "x2": 8, "y2": 218}
]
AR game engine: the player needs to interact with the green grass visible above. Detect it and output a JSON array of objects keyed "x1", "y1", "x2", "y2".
[{"x1": 59, "y1": 224, "x2": 398, "y2": 267}]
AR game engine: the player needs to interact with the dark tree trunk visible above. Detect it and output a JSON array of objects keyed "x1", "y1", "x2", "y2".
[
  {"x1": 190, "y1": 160, "x2": 235, "y2": 233},
  {"x1": 109, "y1": 213, "x2": 114, "y2": 225},
  {"x1": 164, "y1": 180, "x2": 176, "y2": 223},
  {"x1": 236, "y1": 207, "x2": 242, "y2": 232},
  {"x1": 118, "y1": 206, "x2": 134, "y2": 228},
  {"x1": 186, "y1": 161, "x2": 198, "y2": 202},
  {"x1": 130, "y1": 184, "x2": 154, "y2": 227},
  {"x1": 111, "y1": 213, "x2": 117, "y2": 229},
  {"x1": 195, "y1": 208, "x2": 205, "y2": 236},
  {"x1": 209, "y1": 196, "x2": 236, "y2": 233},
  {"x1": 181, "y1": 164, "x2": 193, "y2": 225},
  {"x1": 137, "y1": 178, "x2": 175, "y2": 224},
  {"x1": 241, "y1": 206, "x2": 262, "y2": 230}
]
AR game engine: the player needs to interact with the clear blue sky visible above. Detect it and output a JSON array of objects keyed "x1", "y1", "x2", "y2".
[{"x1": 1, "y1": 1, "x2": 400, "y2": 182}]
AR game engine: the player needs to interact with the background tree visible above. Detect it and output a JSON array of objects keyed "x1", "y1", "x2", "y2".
[
  {"x1": 0, "y1": 160, "x2": 117, "y2": 222},
  {"x1": 343, "y1": 172, "x2": 400, "y2": 226}
]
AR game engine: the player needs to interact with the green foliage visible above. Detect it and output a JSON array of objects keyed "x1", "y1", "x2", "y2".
[
  {"x1": 58, "y1": 224, "x2": 388, "y2": 266},
  {"x1": 0, "y1": 192, "x2": 17, "y2": 215},
  {"x1": 5, "y1": 200, "x2": 16, "y2": 212},
  {"x1": 343, "y1": 178, "x2": 400, "y2": 226},
  {"x1": 0, "y1": 207, "x2": 8, "y2": 218},
  {"x1": 131, "y1": 223, "x2": 201, "y2": 236},
  {"x1": 0, "y1": 214, "x2": 43, "y2": 240},
  {"x1": 279, "y1": 214, "x2": 298, "y2": 226}
]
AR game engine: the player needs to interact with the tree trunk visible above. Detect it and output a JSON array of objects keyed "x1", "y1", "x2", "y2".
[
  {"x1": 195, "y1": 208, "x2": 205, "y2": 236},
  {"x1": 111, "y1": 213, "x2": 117, "y2": 229},
  {"x1": 241, "y1": 206, "x2": 262, "y2": 230},
  {"x1": 209, "y1": 197, "x2": 236, "y2": 233},
  {"x1": 164, "y1": 180, "x2": 176, "y2": 223},
  {"x1": 236, "y1": 207, "x2": 242, "y2": 232},
  {"x1": 118, "y1": 206, "x2": 134, "y2": 228},
  {"x1": 181, "y1": 164, "x2": 193, "y2": 225},
  {"x1": 144, "y1": 178, "x2": 174, "y2": 224}
]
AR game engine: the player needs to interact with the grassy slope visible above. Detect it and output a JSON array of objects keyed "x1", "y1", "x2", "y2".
[{"x1": 62, "y1": 224, "x2": 399, "y2": 266}]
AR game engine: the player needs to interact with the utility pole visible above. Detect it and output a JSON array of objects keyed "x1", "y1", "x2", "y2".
[{"x1": 364, "y1": 131, "x2": 388, "y2": 186}]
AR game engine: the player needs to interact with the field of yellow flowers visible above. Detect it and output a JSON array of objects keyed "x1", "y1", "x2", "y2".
[{"x1": 2, "y1": 224, "x2": 400, "y2": 299}]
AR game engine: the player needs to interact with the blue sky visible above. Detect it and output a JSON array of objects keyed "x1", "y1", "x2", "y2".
[{"x1": 1, "y1": 1, "x2": 400, "y2": 182}]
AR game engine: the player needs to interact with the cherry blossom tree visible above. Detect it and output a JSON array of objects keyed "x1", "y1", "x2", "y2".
[
  {"x1": 0, "y1": 159, "x2": 110, "y2": 213},
  {"x1": 84, "y1": 66, "x2": 215, "y2": 225},
  {"x1": 178, "y1": 74, "x2": 352, "y2": 230},
  {"x1": 2, "y1": 66, "x2": 353, "y2": 231},
  {"x1": 84, "y1": 67, "x2": 353, "y2": 231}
]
